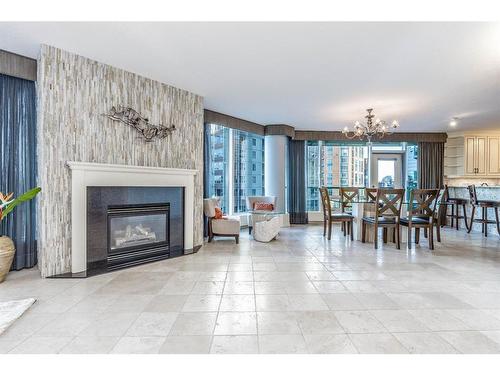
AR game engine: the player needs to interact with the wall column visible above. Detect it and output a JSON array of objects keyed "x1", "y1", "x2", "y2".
[{"x1": 264, "y1": 135, "x2": 289, "y2": 225}]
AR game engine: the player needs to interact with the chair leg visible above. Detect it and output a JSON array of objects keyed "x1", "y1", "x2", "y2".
[
  {"x1": 323, "y1": 218, "x2": 326, "y2": 237},
  {"x1": 481, "y1": 207, "x2": 485, "y2": 233},
  {"x1": 343, "y1": 221, "x2": 347, "y2": 237},
  {"x1": 235, "y1": 234, "x2": 239, "y2": 244},
  {"x1": 350, "y1": 221, "x2": 354, "y2": 241},
  {"x1": 462, "y1": 204, "x2": 469, "y2": 231},
  {"x1": 396, "y1": 225, "x2": 401, "y2": 249},
  {"x1": 208, "y1": 220, "x2": 213, "y2": 242},
  {"x1": 362, "y1": 221, "x2": 366, "y2": 243},
  {"x1": 455, "y1": 203, "x2": 459, "y2": 230},
  {"x1": 495, "y1": 207, "x2": 500, "y2": 235},
  {"x1": 468, "y1": 206, "x2": 475, "y2": 233},
  {"x1": 451, "y1": 203, "x2": 455, "y2": 228},
  {"x1": 415, "y1": 228, "x2": 420, "y2": 244},
  {"x1": 483, "y1": 207, "x2": 488, "y2": 237},
  {"x1": 374, "y1": 224, "x2": 378, "y2": 250},
  {"x1": 327, "y1": 219, "x2": 332, "y2": 241},
  {"x1": 424, "y1": 228, "x2": 428, "y2": 238},
  {"x1": 436, "y1": 221, "x2": 441, "y2": 242},
  {"x1": 428, "y1": 224, "x2": 434, "y2": 250},
  {"x1": 392, "y1": 228, "x2": 396, "y2": 243},
  {"x1": 383, "y1": 227, "x2": 387, "y2": 243}
]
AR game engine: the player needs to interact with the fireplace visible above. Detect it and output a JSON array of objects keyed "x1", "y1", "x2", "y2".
[
  {"x1": 107, "y1": 203, "x2": 170, "y2": 270},
  {"x1": 86, "y1": 186, "x2": 184, "y2": 274},
  {"x1": 65, "y1": 162, "x2": 198, "y2": 277}
]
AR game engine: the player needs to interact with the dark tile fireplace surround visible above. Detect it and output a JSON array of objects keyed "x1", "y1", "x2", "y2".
[
  {"x1": 87, "y1": 186, "x2": 185, "y2": 274},
  {"x1": 52, "y1": 186, "x2": 185, "y2": 278}
]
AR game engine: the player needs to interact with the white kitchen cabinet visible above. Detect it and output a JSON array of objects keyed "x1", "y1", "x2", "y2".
[
  {"x1": 487, "y1": 136, "x2": 500, "y2": 176},
  {"x1": 465, "y1": 136, "x2": 487, "y2": 176}
]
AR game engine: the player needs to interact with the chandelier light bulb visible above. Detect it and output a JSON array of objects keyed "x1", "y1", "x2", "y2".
[
  {"x1": 375, "y1": 118, "x2": 381, "y2": 124},
  {"x1": 354, "y1": 121, "x2": 360, "y2": 127},
  {"x1": 392, "y1": 120, "x2": 399, "y2": 128},
  {"x1": 449, "y1": 118, "x2": 458, "y2": 127}
]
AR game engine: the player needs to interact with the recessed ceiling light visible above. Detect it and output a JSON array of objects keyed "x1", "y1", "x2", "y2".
[{"x1": 449, "y1": 117, "x2": 458, "y2": 127}]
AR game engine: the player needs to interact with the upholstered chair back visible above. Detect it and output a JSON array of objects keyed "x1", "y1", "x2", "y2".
[{"x1": 203, "y1": 198, "x2": 221, "y2": 218}]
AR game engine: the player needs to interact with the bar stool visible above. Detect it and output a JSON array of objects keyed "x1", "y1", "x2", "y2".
[
  {"x1": 467, "y1": 185, "x2": 500, "y2": 237},
  {"x1": 445, "y1": 185, "x2": 470, "y2": 231}
]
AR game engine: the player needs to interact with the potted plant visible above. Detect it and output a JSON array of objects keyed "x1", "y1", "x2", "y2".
[{"x1": 0, "y1": 187, "x2": 41, "y2": 283}]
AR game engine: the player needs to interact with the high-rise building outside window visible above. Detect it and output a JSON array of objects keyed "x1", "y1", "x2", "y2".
[
  {"x1": 306, "y1": 141, "x2": 368, "y2": 211},
  {"x1": 232, "y1": 129, "x2": 265, "y2": 213},
  {"x1": 207, "y1": 124, "x2": 230, "y2": 212},
  {"x1": 306, "y1": 141, "x2": 418, "y2": 211},
  {"x1": 206, "y1": 124, "x2": 265, "y2": 214}
]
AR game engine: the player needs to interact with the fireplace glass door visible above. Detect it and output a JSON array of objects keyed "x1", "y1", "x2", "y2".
[{"x1": 108, "y1": 204, "x2": 169, "y2": 253}]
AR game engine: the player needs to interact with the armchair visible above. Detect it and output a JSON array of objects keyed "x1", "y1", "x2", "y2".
[
  {"x1": 246, "y1": 196, "x2": 278, "y2": 234},
  {"x1": 203, "y1": 198, "x2": 240, "y2": 244}
]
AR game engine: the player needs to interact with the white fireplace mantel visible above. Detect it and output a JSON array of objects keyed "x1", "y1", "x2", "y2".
[{"x1": 67, "y1": 161, "x2": 198, "y2": 274}]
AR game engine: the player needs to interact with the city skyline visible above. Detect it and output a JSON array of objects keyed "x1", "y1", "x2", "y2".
[{"x1": 207, "y1": 124, "x2": 265, "y2": 213}]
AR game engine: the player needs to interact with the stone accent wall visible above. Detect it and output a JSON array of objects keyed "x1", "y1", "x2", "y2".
[{"x1": 37, "y1": 45, "x2": 204, "y2": 277}]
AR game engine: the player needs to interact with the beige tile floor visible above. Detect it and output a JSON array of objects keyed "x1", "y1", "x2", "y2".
[{"x1": 1, "y1": 224, "x2": 500, "y2": 354}]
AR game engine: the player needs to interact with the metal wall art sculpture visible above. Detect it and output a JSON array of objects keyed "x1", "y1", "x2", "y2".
[{"x1": 102, "y1": 106, "x2": 176, "y2": 142}]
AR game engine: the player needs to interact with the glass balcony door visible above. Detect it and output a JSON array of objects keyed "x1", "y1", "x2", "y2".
[{"x1": 370, "y1": 153, "x2": 403, "y2": 188}]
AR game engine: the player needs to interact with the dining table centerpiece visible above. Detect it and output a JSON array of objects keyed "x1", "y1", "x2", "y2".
[{"x1": 0, "y1": 187, "x2": 41, "y2": 283}]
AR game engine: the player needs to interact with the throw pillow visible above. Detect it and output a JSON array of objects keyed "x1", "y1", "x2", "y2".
[
  {"x1": 214, "y1": 207, "x2": 224, "y2": 219},
  {"x1": 254, "y1": 202, "x2": 274, "y2": 211}
]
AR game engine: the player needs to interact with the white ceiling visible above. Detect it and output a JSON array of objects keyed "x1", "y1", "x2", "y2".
[{"x1": 1, "y1": 22, "x2": 499, "y2": 132}]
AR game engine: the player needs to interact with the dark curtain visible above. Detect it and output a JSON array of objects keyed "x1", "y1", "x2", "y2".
[
  {"x1": 418, "y1": 142, "x2": 444, "y2": 189},
  {"x1": 0, "y1": 73, "x2": 38, "y2": 270},
  {"x1": 288, "y1": 139, "x2": 308, "y2": 224},
  {"x1": 203, "y1": 123, "x2": 211, "y2": 237}
]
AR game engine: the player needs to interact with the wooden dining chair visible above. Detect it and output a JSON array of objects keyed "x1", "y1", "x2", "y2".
[
  {"x1": 433, "y1": 187, "x2": 449, "y2": 242},
  {"x1": 400, "y1": 189, "x2": 439, "y2": 250},
  {"x1": 361, "y1": 188, "x2": 405, "y2": 249},
  {"x1": 319, "y1": 187, "x2": 354, "y2": 240},
  {"x1": 339, "y1": 187, "x2": 360, "y2": 235},
  {"x1": 365, "y1": 188, "x2": 378, "y2": 202}
]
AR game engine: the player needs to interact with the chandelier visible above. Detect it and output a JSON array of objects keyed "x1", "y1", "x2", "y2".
[{"x1": 342, "y1": 108, "x2": 399, "y2": 143}]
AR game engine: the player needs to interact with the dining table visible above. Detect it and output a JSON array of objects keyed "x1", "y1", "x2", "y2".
[{"x1": 329, "y1": 197, "x2": 442, "y2": 243}]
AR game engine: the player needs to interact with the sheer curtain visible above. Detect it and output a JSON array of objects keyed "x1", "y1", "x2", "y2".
[{"x1": 0, "y1": 73, "x2": 38, "y2": 270}]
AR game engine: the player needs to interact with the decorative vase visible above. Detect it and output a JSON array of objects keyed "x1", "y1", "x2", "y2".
[{"x1": 0, "y1": 236, "x2": 15, "y2": 283}]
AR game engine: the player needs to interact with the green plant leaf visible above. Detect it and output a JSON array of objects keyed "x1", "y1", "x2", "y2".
[{"x1": 1, "y1": 187, "x2": 41, "y2": 218}]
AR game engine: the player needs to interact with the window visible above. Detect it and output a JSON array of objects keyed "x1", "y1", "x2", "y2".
[
  {"x1": 306, "y1": 142, "x2": 320, "y2": 211},
  {"x1": 232, "y1": 129, "x2": 265, "y2": 213},
  {"x1": 207, "y1": 124, "x2": 265, "y2": 215},
  {"x1": 306, "y1": 141, "x2": 419, "y2": 210},
  {"x1": 405, "y1": 144, "x2": 418, "y2": 199},
  {"x1": 306, "y1": 141, "x2": 368, "y2": 211},
  {"x1": 206, "y1": 124, "x2": 230, "y2": 212}
]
